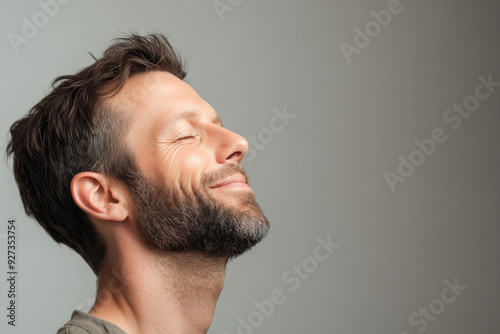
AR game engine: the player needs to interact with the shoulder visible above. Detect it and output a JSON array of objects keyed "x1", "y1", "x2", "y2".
[
  {"x1": 56, "y1": 310, "x2": 127, "y2": 334},
  {"x1": 57, "y1": 324, "x2": 92, "y2": 334}
]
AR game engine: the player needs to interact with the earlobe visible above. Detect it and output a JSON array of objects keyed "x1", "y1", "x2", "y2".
[{"x1": 71, "y1": 172, "x2": 129, "y2": 222}]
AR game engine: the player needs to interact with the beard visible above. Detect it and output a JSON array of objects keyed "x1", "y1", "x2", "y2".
[{"x1": 124, "y1": 164, "x2": 270, "y2": 259}]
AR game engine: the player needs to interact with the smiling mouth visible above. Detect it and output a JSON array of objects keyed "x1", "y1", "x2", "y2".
[{"x1": 209, "y1": 174, "x2": 251, "y2": 189}]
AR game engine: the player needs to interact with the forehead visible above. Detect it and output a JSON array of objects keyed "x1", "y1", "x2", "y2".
[{"x1": 108, "y1": 71, "x2": 211, "y2": 117}]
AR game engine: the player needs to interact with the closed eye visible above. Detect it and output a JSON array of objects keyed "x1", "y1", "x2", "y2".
[{"x1": 176, "y1": 135, "x2": 196, "y2": 142}]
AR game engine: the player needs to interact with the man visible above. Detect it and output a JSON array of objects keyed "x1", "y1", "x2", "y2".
[{"x1": 7, "y1": 33, "x2": 270, "y2": 334}]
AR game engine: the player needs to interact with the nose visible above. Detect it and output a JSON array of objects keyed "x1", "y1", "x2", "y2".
[{"x1": 209, "y1": 125, "x2": 249, "y2": 164}]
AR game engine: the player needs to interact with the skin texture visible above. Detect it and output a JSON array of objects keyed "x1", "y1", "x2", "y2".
[{"x1": 70, "y1": 71, "x2": 265, "y2": 334}]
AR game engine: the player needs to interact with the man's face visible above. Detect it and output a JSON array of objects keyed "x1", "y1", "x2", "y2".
[{"x1": 109, "y1": 71, "x2": 269, "y2": 257}]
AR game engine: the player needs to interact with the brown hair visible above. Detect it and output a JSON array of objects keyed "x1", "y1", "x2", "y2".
[{"x1": 6, "y1": 33, "x2": 186, "y2": 275}]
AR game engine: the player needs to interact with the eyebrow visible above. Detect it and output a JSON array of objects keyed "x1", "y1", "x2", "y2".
[
  {"x1": 156, "y1": 110, "x2": 223, "y2": 137},
  {"x1": 213, "y1": 114, "x2": 223, "y2": 127},
  {"x1": 170, "y1": 110, "x2": 221, "y2": 124}
]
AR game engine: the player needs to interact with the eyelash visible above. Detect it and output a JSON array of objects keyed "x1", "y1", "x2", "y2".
[{"x1": 176, "y1": 135, "x2": 196, "y2": 142}]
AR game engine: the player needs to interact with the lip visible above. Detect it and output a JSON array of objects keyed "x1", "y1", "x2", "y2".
[{"x1": 209, "y1": 174, "x2": 250, "y2": 189}]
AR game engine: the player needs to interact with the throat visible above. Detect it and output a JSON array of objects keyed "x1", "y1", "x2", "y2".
[{"x1": 91, "y1": 252, "x2": 228, "y2": 334}]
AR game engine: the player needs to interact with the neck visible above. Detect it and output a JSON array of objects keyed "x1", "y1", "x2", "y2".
[{"x1": 89, "y1": 248, "x2": 227, "y2": 334}]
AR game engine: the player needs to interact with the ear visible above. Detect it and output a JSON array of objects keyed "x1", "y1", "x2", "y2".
[{"x1": 71, "y1": 172, "x2": 129, "y2": 222}]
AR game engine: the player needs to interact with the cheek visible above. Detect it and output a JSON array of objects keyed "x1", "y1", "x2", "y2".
[
  {"x1": 161, "y1": 147, "x2": 213, "y2": 190},
  {"x1": 179, "y1": 149, "x2": 212, "y2": 186},
  {"x1": 184, "y1": 150, "x2": 208, "y2": 169}
]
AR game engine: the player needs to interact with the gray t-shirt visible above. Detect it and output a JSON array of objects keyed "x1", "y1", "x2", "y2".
[{"x1": 57, "y1": 310, "x2": 127, "y2": 334}]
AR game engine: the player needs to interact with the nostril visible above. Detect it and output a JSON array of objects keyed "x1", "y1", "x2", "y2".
[{"x1": 226, "y1": 151, "x2": 240, "y2": 160}]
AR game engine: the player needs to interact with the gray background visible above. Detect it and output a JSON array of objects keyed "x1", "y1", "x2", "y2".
[{"x1": 1, "y1": 0, "x2": 499, "y2": 333}]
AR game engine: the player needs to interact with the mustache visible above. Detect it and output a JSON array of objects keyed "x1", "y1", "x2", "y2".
[{"x1": 201, "y1": 164, "x2": 250, "y2": 188}]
